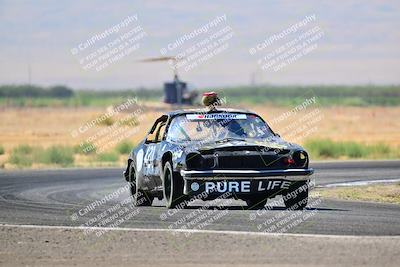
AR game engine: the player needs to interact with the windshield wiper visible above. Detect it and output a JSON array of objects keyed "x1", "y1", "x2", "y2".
[{"x1": 215, "y1": 137, "x2": 246, "y2": 144}]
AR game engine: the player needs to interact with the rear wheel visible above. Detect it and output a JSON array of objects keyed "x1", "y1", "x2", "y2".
[
  {"x1": 128, "y1": 163, "x2": 153, "y2": 206},
  {"x1": 283, "y1": 181, "x2": 308, "y2": 210},
  {"x1": 245, "y1": 196, "x2": 268, "y2": 210},
  {"x1": 162, "y1": 162, "x2": 186, "y2": 209}
]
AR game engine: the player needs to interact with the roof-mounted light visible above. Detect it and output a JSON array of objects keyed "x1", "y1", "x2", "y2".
[{"x1": 202, "y1": 91, "x2": 221, "y2": 110}]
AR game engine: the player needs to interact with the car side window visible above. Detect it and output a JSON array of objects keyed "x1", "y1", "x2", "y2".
[
  {"x1": 146, "y1": 115, "x2": 168, "y2": 143},
  {"x1": 156, "y1": 122, "x2": 167, "y2": 142}
]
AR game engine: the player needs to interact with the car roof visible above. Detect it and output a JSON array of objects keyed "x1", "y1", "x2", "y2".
[{"x1": 166, "y1": 108, "x2": 257, "y2": 117}]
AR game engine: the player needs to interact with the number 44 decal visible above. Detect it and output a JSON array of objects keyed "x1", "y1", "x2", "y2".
[{"x1": 144, "y1": 145, "x2": 156, "y2": 167}]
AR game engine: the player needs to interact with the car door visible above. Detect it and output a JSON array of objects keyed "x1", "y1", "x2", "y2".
[{"x1": 142, "y1": 115, "x2": 169, "y2": 189}]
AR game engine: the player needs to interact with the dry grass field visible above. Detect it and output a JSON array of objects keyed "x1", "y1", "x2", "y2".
[
  {"x1": 1, "y1": 104, "x2": 399, "y2": 147},
  {"x1": 253, "y1": 105, "x2": 400, "y2": 146},
  {"x1": 0, "y1": 103, "x2": 399, "y2": 168}
]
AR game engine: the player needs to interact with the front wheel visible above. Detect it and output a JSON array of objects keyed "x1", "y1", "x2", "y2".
[
  {"x1": 283, "y1": 181, "x2": 309, "y2": 210},
  {"x1": 162, "y1": 162, "x2": 186, "y2": 209},
  {"x1": 128, "y1": 163, "x2": 153, "y2": 206}
]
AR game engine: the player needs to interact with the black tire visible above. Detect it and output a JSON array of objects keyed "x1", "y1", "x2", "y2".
[
  {"x1": 128, "y1": 163, "x2": 153, "y2": 206},
  {"x1": 245, "y1": 197, "x2": 268, "y2": 210},
  {"x1": 162, "y1": 161, "x2": 186, "y2": 209},
  {"x1": 283, "y1": 181, "x2": 308, "y2": 210}
]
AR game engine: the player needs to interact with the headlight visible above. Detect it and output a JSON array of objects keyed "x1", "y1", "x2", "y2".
[{"x1": 293, "y1": 151, "x2": 308, "y2": 167}]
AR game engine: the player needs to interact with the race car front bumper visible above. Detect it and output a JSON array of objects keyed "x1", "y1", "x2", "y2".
[
  {"x1": 181, "y1": 168, "x2": 314, "y2": 180},
  {"x1": 180, "y1": 168, "x2": 314, "y2": 195}
]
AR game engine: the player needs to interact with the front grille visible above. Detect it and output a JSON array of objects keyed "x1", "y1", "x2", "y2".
[
  {"x1": 190, "y1": 153, "x2": 289, "y2": 170},
  {"x1": 186, "y1": 147, "x2": 307, "y2": 170},
  {"x1": 216, "y1": 155, "x2": 284, "y2": 169}
]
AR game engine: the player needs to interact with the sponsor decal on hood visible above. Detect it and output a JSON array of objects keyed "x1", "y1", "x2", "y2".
[{"x1": 186, "y1": 113, "x2": 247, "y2": 120}]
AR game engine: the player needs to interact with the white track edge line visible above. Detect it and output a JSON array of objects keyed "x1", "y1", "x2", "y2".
[
  {"x1": 320, "y1": 178, "x2": 400, "y2": 188},
  {"x1": 1, "y1": 223, "x2": 399, "y2": 239}
]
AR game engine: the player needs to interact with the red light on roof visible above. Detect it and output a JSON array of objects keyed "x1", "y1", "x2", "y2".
[{"x1": 203, "y1": 91, "x2": 217, "y2": 97}]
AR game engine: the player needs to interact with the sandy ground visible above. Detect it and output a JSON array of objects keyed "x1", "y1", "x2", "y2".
[
  {"x1": 1, "y1": 225, "x2": 400, "y2": 267},
  {"x1": 314, "y1": 183, "x2": 400, "y2": 204}
]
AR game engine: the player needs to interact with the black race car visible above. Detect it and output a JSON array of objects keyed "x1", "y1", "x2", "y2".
[{"x1": 123, "y1": 108, "x2": 314, "y2": 210}]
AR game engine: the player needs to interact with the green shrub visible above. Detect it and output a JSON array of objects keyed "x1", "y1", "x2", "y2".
[
  {"x1": 39, "y1": 146, "x2": 74, "y2": 166},
  {"x1": 115, "y1": 141, "x2": 134, "y2": 154},
  {"x1": 0, "y1": 145, "x2": 4, "y2": 155},
  {"x1": 304, "y1": 139, "x2": 337, "y2": 158},
  {"x1": 97, "y1": 117, "x2": 114, "y2": 126},
  {"x1": 9, "y1": 145, "x2": 35, "y2": 167},
  {"x1": 97, "y1": 152, "x2": 119, "y2": 162},
  {"x1": 304, "y1": 139, "x2": 396, "y2": 159},
  {"x1": 13, "y1": 144, "x2": 33, "y2": 154},
  {"x1": 74, "y1": 142, "x2": 96, "y2": 154},
  {"x1": 366, "y1": 143, "x2": 392, "y2": 159},
  {"x1": 9, "y1": 144, "x2": 74, "y2": 167},
  {"x1": 343, "y1": 142, "x2": 366, "y2": 158}
]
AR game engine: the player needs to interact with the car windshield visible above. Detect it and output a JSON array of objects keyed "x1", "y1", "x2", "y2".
[{"x1": 166, "y1": 113, "x2": 275, "y2": 143}]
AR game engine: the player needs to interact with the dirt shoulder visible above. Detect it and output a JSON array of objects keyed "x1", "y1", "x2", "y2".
[
  {"x1": 314, "y1": 183, "x2": 400, "y2": 205},
  {"x1": 1, "y1": 225, "x2": 400, "y2": 267}
]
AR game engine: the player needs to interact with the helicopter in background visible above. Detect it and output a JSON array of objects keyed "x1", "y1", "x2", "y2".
[{"x1": 139, "y1": 56, "x2": 198, "y2": 105}]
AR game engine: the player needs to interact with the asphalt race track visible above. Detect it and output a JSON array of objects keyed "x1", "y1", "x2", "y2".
[{"x1": 1, "y1": 160, "x2": 400, "y2": 236}]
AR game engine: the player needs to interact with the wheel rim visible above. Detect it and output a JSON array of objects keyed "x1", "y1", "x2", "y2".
[
  {"x1": 164, "y1": 169, "x2": 172, "y2": 202},
  {"x1": 129, "y1": 165, "x2": 137, "y2": 195},
  {"x1": 130, "y1": 182, "x2": 136, "y2": 195}
]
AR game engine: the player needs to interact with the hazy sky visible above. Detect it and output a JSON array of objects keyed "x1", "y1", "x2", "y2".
[{"x1": 0, "y1": 0, "x2": 399, "y2": 89}]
